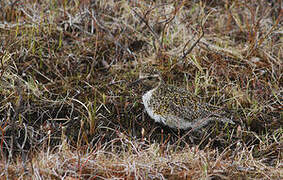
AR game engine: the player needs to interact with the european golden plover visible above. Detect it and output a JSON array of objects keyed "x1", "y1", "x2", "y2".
[{"x1": 139, "y1": 65, "x2": 234, "y2": 130}]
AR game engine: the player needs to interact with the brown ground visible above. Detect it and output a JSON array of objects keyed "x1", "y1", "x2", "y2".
[{"x1": 0, "y1": 0, "x2": 282, "y2": 179}]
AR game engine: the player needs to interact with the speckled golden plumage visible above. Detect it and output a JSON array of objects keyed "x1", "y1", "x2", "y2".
[{"x1": 140, "y1": 66, "x2": 234, "y2": 130}]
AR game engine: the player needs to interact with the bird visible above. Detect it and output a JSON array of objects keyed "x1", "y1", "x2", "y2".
[{"x1": 139, "y1": 65, "x2": 235, "y2": 130}]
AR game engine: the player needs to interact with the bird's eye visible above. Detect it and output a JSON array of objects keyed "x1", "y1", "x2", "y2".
[{"x1": 148, "y1": 76, "x2": 154, "y2": 80}]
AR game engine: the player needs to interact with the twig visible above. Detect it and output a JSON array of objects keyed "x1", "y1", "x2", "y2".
[
  {"x1": 132, "y1": 8, "x2": 161, "y2": 50},
  {"x1": 181, "y1": 23, "x2": 204, "y2": 60}
]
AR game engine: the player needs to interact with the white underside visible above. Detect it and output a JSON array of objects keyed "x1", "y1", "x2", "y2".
[
  {"x1": 142, "y1": 89, "x2": 234, "y2": 130},
  {"x1": 142, "y1": 89, "x2": 194, "y2": 129},
  {"x1": 142, "y1": 89, "x2": 164, "y2": 123}
]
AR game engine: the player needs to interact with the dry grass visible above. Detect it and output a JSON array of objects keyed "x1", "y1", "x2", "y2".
[{"x1": 0, "y1": 0, "x2": 282, "y2": 179}]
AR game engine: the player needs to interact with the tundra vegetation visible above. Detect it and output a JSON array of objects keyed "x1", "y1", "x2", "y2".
[{"x1": 0, "y1": 0, "x2": 282, "y2": 179}]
